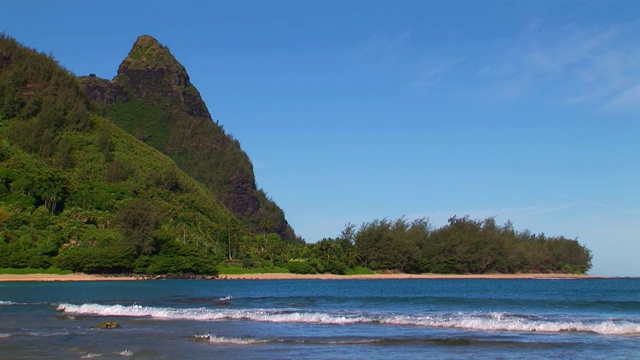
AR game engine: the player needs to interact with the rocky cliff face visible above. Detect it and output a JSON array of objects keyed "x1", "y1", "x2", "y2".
[
  {"x1": 78, "y1": 74, "x2": 124, "y2": 104},
  {"x1": 79, "y1": 36, "x2": 208, "y2": 117},
  {"x1": 80, "y1": 35, "x2": 295, "y2": 241},
  {"x1": 114, "y1": 36, "x2": 211, "y2": 118}
]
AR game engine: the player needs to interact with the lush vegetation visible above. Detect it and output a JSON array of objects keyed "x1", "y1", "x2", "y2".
[
  {"x1": 0, "y1": 267, "x2": 72, "y2": 275},
  {"x1": 353, "y1": 216, "x2": 591, "y2": 274},
  {"x1": 0, "y1": 34, "x2": 592, "y2": 276},
  {"x1": 98, "y1": 35, "x2": 296, "y2": 241},
  {"x1": 0, "y1": 34, "x2": 248, "y2": 275},
  {"x1": 200, "y1": 216, "x2": 592, "y2": 275}
]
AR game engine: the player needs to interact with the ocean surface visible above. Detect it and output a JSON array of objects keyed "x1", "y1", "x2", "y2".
[{"x1": 1, "y1": 278, "x2": 639, "y2": 359}]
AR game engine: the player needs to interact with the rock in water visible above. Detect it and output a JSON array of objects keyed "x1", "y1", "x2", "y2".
[{"x1": 96, "y1": 321, "x2": 121, "y2": 329}]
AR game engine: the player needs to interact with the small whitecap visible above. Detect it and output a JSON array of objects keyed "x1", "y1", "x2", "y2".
[
  {"x1": 81, "y1": 353, "x2": 102, "y2": 359},
  {"x1": 195, "y1": 333, "x2": 266, "y2": 345}
]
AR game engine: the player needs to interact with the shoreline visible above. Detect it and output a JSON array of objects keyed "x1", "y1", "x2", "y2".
[
  {"x1": 0, "y1": 272, "x2": 603, "y2": 282},
  {"x1": 0, "y1": 274, "x2": 140, "y2": 282},
  {"x1": 218, "y1": 273, "x2": 601, "y2": 280}
]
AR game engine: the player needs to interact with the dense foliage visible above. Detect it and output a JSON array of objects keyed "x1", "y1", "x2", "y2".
[
  {"x1": 92, "y1": 35, "x2": 296, "y2": 241},
  {"x1": 0, "y1": 34, "x2": 249, "y2": 275},
  {"x1": 353, "y1": 216, "x2": 592, "y2": 274},
  {"x1": 205, "y1": 216, "x2": 591, "y2": 275},
  {"x1": 0, "y1": 35, "x2": 592, "y2": 276}
]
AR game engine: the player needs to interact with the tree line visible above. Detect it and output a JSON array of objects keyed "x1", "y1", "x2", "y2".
[
  {"x1": 217, "y1": 216, "x2": 591, "y2": 275},
  {"x1": 352, "y1": 216, "x2": 591, "y2": 274}
]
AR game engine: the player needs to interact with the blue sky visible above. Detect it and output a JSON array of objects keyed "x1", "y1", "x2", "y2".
[{"x1": 2, "y1": 0, "x2": 639, "y2": 276}]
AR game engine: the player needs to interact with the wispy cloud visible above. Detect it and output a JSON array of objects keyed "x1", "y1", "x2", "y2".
[
  {"x1": 352, "y1": 31, "x2": 412, "y2": 68},
  {"x1": 605, "y1": 84, "x2": 640, "y2": 110},
  {"x1": 410, "y1": 57, "x2": 462, "y2": 92},
  {"x1": 480, "y1": 21, "x2": 640, "y2": 111},
  {"x1": 351, "y1": 31, "x2": 460, "y2": 93},
  {"x1": 561, "y1": 195, "x2": 640, "y2": 215},
  {"x1": 350, "y1": 21, "x2": 640, "y2": 110}
]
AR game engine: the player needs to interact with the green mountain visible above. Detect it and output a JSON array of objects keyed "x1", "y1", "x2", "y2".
[
  {"x1": 79, "y1": 35, "x2": 296, "y2": 242},
  {"x1": 0, "y1": 34, "x2": 254, "y2": 274}
]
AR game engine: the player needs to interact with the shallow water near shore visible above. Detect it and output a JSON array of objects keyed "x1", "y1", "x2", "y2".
[{"x1": 1, "y1": 279, "x2": 639, "y2": 359}]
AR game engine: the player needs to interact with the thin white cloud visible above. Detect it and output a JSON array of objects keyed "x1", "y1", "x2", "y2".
[
  {"x1": 352, "y1": 31, "x2": 412, "y2": 68},
  {"x1": 351, "y1": 31, "x2": 461, "y2": 93},
  {"x1": 351, "y1": 21, "x2": 640, "y2": 110},
  {"x1": 480, "y1": 21, "x2": 640, "y2": 111},
  {"x1": 411, "y1": 57, "x2": 462, "y2": 90},
  {"x1": 416, "y1": 63, "x2": 453, "y2": 82},
  {"x1": 605, "y1": 84, "x2": 640, "y2": 110},
  {"x1": 561, "y1": 195, "x2": 640, "y2": 215}
]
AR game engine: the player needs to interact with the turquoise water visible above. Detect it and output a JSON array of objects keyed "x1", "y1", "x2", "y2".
[{"x1": 1, "y1": 279, "x2": 639, "y2": 359}]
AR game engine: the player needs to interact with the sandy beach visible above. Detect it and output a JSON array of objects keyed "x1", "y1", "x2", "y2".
[
  {"x1": 0, "y1": 272, "x2": 596, "y2": 282},
  {"x1": 218, "y1": 273, "x2": 596, "y2": 280},
  {"x1": 0, "y1": 273, "x2": 139, "y2": 282}
]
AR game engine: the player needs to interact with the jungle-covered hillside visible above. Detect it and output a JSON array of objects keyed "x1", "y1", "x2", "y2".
[{"x1": 80, "y1": 35, "x2": 296, "y2": 242}]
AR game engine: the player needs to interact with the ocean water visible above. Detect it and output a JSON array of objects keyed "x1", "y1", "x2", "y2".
[{"x1": 1, "y1": 279, "x2": 639, "y2": 359}]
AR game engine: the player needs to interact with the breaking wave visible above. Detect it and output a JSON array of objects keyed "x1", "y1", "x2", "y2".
[
  {"x1": 80, "y1": 353, "x2": 102, "y2": 359},
  {"x1": 195, "y1": 334, "x2": 268, "y2": 345},
  {"x1": 194, "y1": 334, "x2": 388, "y2": 345},
  {"x1": 57, "y1": 303, "x2": 640, "y2": 335}
]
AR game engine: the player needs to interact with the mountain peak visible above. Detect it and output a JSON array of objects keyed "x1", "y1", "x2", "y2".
[
  {"x1": 134, "y1": 34, "x2": 161, "y2": 46},
  {"x1": 119, "y1": 35, "x2": 180, "y2": 72},
  {"x1": 112, "y1": 35, "x2": 210, "y2": 118}
]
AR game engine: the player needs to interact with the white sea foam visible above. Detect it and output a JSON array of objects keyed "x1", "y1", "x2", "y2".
[
  {"x1": 401, "y1": 314, "x2": 640, "y2": 335},
  {"x1": 195, "y1": 333, "x2": 267, "y2": 345},
  {"x1": 57, "y1": 303, "x2": 640, "y2": 336},
  {"x1": 80, "y1": 353, "x2": 102, "y2": 358},
  {"x1": 117, "y1": 350, "x2": 134, "y2": 356},
  {"x1": 25, "y1": 330, "x2": 71, "y2": 337},
  {"x1": 0, "y1": 300, "x2": 17, "y2": 305},
  {"x1": 0, "y1": 333, "x2": 10, "y2": 338},
  {"x1": 219, "y1": 296, "x2": 233, "y2": 301}
]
